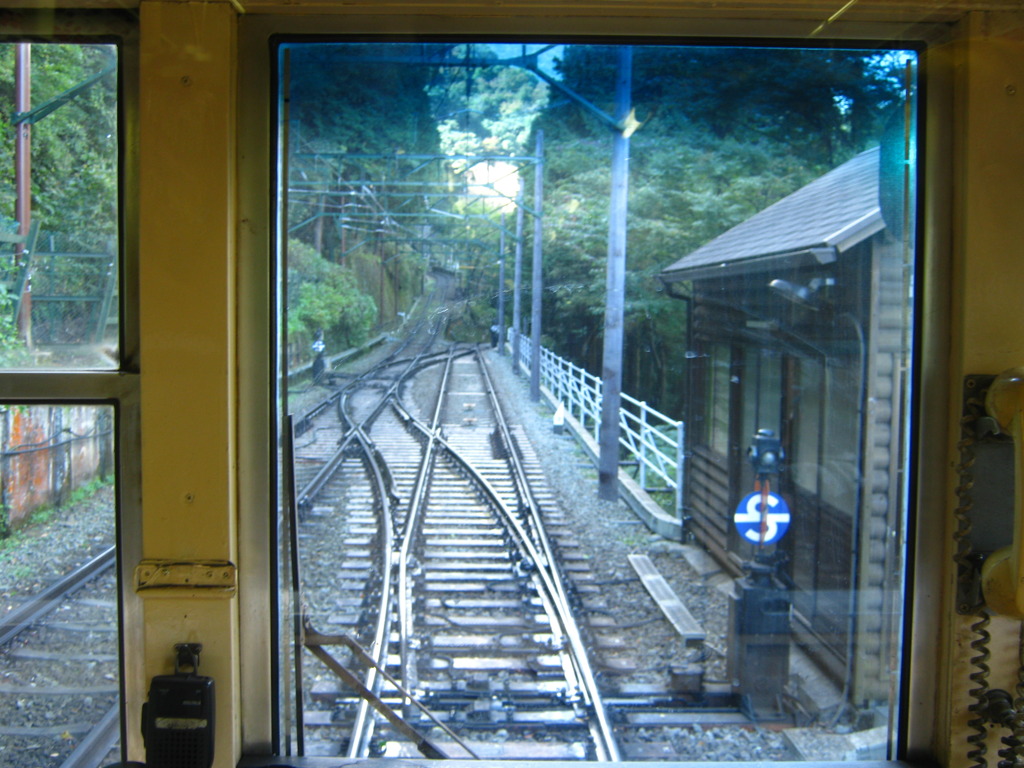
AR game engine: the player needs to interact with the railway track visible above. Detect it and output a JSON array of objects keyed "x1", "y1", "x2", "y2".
[
  {"x1": 290, "y1": 335, "x2": 626, "y2": 759},
  {"x1": 287, "y1": 326, "x2": 765, "y2": 761},
  {"x1": 282, "y1": 270, "x2": 794, "y2": 760},
  {"x1": 0, "y1": 547, "x2": 121, "y2": 768}
]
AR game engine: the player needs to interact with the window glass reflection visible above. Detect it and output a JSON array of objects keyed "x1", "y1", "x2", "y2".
[
  {"x1": 278, "y1": 42, "x2": 916, "y2": 760},
  {"x1": 0, "y1": 44, "x2": 118, "y2": 370},
  {"x1": 0, "y1": 404, "x2": 118, "y2": 767}
]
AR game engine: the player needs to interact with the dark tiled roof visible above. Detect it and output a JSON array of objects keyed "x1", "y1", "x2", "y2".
[{"x1": 660, "y1": 146, "x2": 883, "y2": 282}]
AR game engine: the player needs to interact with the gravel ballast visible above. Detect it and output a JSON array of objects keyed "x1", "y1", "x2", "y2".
[
  {"x1": 0, "y1": 331, "x2": 871, "y2": 763},
  {"x1": 479, "y1": 348, "x2": 796, "y2": 759}
]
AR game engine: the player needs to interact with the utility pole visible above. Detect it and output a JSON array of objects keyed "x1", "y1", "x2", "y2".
[
  {"x1": 7, "y1": 45, "x2": 115, "y2": 350},
  {"x1": 15, "y1": 44, "x2": 31, "y2": 345},
  {"x1": 497, "y1": 212, "x2": 506, "y2": 356},
  {"x1": 530, "y1": 131, "x2": 544, "y2": 401},
  {"x1": 598, "y1": 47, "x2": 632, "y2": 500},
  {"x1": 512, "y1": 177, "x2": 525, "y2": 372}
]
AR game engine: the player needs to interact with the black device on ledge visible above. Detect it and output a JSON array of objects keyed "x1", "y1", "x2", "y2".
[{"x1": 141, "y1": 643, "x2": 215, "y2": 768}]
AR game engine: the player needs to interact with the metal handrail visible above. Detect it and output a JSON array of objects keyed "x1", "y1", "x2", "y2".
[
  {"x1": 477, "y1": 349, "x2": 621, "y2": 761},
  {"x1": 513, "y1": 330, "x2": 684, "y2": 513}
]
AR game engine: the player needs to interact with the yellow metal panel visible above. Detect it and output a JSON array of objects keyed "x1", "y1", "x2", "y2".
[
  {"x1": 230, "y1": 0, "x2": 1010, "y2": 23},
  {"x1": 958, "y1": 13, "x2": 1024, "y2": 373},
  {"x1": 139, "y1": 0, "x2": 237, "y2": 562},
  {"x1": 942, "y1": 12, "x2": 1024, "y2": 768},
  {"x1": 138, "y1": 2, "x2": 239, "y2": 765},
  {"x1": 143, "y1": 598, "x2": 241, "y2": 766},
  {"x1": 0, "y1": 0, "x2": 1020, "y2": 16}
]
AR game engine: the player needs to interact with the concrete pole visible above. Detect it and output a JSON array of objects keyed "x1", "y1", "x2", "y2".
[
  {"x1": 512, "y1": 177, "x2": 525, "y2": 373},
  {"x1": 15, "y1": 44, "x2": 32, "y2": 345},
  {"x1": 497, "y1": 212, "x2": 506, "y2": 355},
  {"x1": 598, "y1": 47, "x2": 632, "y2": 500},
  {"x1": 530, "y1": 131, "x2": 544, "y2": 401}
]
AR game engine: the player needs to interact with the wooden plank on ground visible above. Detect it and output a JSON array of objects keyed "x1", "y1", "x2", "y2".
[{"x1": 628, "y1": 553, "x2": 706, "y2": 647}]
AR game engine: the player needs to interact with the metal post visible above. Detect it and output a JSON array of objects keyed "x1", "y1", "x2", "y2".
[
  {"x1": 578, "y1": 366, "x2": 584, "y2": 422},
  {"x1": 530, "y1": 131, "x2": 544, "y2": 401},
  {"x1": 639, "y1": 405, "x2": 648, "y2": 489},
  {"x1": 512, "y1": 177, "x2": 525, "y2": 373},
  {"x1": 15, "y1": 44, "x2": 32, "y2": 345},
  {"x1": 675, "y1": 421, "x2": 685, "y2": 520},
  {"x1": 598, "y1": 47, "x2": 632, "y2": 500},
  {"x1": 497, "y1": 212, "x2": 506, "y2": 355}
]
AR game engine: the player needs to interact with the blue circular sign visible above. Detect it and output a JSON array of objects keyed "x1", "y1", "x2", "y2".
[{"x1": 734, "y1": 491, "x2": 791, "y2": 545}]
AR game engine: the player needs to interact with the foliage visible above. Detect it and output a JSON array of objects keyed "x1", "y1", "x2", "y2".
[
  {"x1": 286, "y1": 43, "x2": 441, "y2": 268},
  {"x1": 0, "y1": 44, "x2": 117, "y2": 357},
  {"x1": 0, "y1": 44, "x2": 117, "y2": 250},
  {"x1": 428, "y1": 46, "x2": 549, "y2": 157},
  {"x1": 69, "y1": 474, "x2": 112, "y2": 505},
  {"x1": 0, "y1": 282, "x2": 28, "y2": 365},
  {"x1": 555, "y1": 45, "x2": 904, "y2": 168},
  {"x1": 0, "y1": 473, "x2": 111, "y2": 543},
  {"x1": 516, "y1": 44, "x2": 910, "y2": 417},
  {"x1": 287, "y1": 238, "x2": 377, "y2": 352},
  {"x1": 282, "y1": 42, "x2": 911, "y2": 419}
]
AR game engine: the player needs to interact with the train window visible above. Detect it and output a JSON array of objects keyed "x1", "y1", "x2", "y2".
[
  {"x1": 0, "y1": 43, "x2": 119, "y2": 371},
  {"x1": 0, "y1": 30, "x2": 129, "y2": 768},
  {"x1": 0, "y1": 403, "x2": 119, "y2": 766},
  {"x1": 276, "y1": 41, "x2": 917, "y2": 761}
]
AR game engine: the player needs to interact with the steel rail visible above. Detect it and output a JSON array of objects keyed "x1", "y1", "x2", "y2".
[
  {"x1": 289, "y1": 276, "x2": 466, "y2": 756},
  {"x1": 392, "y1": 348, "x2": 621, "y2": 759},
  {"x1": 58, "y1": 702, "x2": 120, "y2": 768},
  {"x1": 296, "y1": 319, "x2": 454, "y2": 756},
  {"x1": 0, "y1": 547, "x2": 120, "y2": 768},
  {"x1": 297, "y1": 346, "x2": 454, "y2": 510},
  {"x1": 342, "y1": 429, "x2": 396, "y2": 758},
  {"x1": 296, "y1": 314, "x2": 453, "y2": 519},
  {"x1": 326, "y1": 335, "x2": 450, "y2": 757},
  {"x1": 394, "y1": 371, "x2": 616, "y2": 757},
  {"x1": 477, "y1": 349, "x2": 622, "y2": 760},
  {"x1": 290, "y1": 271, "x2": 453, "y2": 444},
  {"x1": 322, "y1": 630, "x2": 478, "y2": 758},
  {"x1": 396, "y1": 405, "x2": 574, "y2": 651},
  {"x1": 292, "y1": 332, "x2": 431, "y2": 756},
  {"x1": 325, "y1": 340, "x2": 612, "y2": 757},
  {"x1": 336, "y1": 346, "x2": 480, "y2": 757},
  {"x1": 305, "y1": 622, "x2": 448, "y2": 760},
  {"x1": 0, "y1": 545, "x2": 116, "y2": 646},
  {"x1": 397, "y1": 346, "x2": 456, "y2": 700}
]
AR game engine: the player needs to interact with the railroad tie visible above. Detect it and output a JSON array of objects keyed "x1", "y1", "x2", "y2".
[{"x1": 628, "y1": 553, "x2": 706, "y2": 647}]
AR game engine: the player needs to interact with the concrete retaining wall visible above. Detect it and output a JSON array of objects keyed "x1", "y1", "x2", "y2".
[{"x1": 1, "y1": 405, "x2": 113, "y2": 528}]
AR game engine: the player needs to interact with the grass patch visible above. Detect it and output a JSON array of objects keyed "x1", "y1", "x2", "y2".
[{"x1": 0, "y1": 474, "x2": 113, "y2": 553}]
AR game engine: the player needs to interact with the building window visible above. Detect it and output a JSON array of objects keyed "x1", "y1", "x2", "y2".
[
  {"x1": 791, "y1": 356, "x2": 823, "y2": 495},
  {"x1": 707, "y1": 343, "x2": 732, "y2": 455}
]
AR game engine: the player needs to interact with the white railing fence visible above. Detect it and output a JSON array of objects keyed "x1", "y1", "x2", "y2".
[{"x1": 512, "y1": 330, "x2": 684, "y2": 514}]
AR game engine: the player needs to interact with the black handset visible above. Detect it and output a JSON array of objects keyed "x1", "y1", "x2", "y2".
[{"x1": 142, "y1": 643, "x2": 215, "y2": 768}]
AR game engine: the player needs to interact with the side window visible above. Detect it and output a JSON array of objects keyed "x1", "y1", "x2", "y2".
[
  {"x1": 791, "y1": 356, "x2": 823, "y2": 495},
  {"x1": 0, "y1": 39, "x2": 126, "y2": 768},
  {"x1": 276, "y1": 42, "x2": 916, "y2": 761},
  {"x1": 707, "y1": 343, "x2": 732, "y2": 455},
  {"x1": 0, "y1": 43, "x2": 118, "y2": 369}
]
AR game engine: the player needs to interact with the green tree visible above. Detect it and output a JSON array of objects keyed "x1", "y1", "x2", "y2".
[
  {"x1": 522, "y1": 44, "x2": 908, "y2": 415},
  {"x1": 286, "y1": 43, "x2": 442, "y2": 265},
  {"x1": 0, "y1": 44, "x2": 117, "y2": 250},
  {"x1": 428, "y1": 46, "x2": 549, "y2": 157},
  {"x1": 287, "y1": 239, "x2": 377, "y2": 354},
  {"x1": 0, "y1": 44, "x2": 116, "y2": 357}
]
